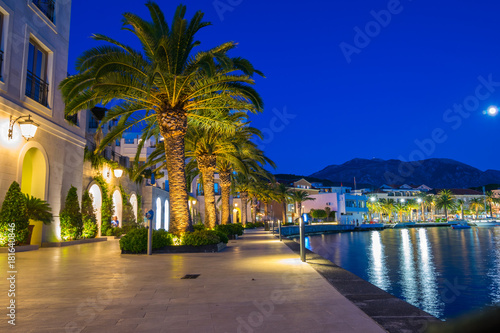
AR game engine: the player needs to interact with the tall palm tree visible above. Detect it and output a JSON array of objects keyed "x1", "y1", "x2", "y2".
[
  {"x1": 380, "y1": 199, "x2": 394, "y2": 222},
  {"x1": 469, "y1": 198, "x2": 484, "y2": 219},
  {"x1": 435, "y1": 190, "x2": 455, "y2": 221},
  {"x1": 393, "y1": 203, "x2": 406, "y2": 222},
  {"x1": 407, "y1": 201, "x2": 419, "y2": 221},
  {"x1": 485, "y1": 191, "x2": 500, "y2": 217},
  {"x1": 289, "y1": 190, "x2": 316, "y2": 219},
  {"x1": 274, "y1": 183, "x2": 292, "y2": 225},
  {"x1": 60, "y1": 3, "x2": 263, "y2": 234},
  {"x1": 456, "y1": 199, "x2": 466, "y2": 220},
  {"x1": 424, "y1": 195, "x2": 435, "y2": 221}
]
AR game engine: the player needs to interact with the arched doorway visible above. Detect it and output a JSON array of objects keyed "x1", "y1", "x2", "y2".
[
  {"x1": 164, "y1": 199, "x2": 170, "y2": 231},
  {"x1": 89, "y1": 184, "x2": 102, "y2": 233},
  {"x1": 156, "y1": 198, "x2": 162, "y2": 230},
  {"x1": 112, "y1": 190, "x2": 123, "y2": 227},
  {"x1": 233, "y1": 207, "x2": 241, "y2": 224},
  {"x1": 21, "y1": 147, "x2": 47, "y2": 199},
  {"x1": 130, "y1": 193, "x2": 138, "y2": 222}
]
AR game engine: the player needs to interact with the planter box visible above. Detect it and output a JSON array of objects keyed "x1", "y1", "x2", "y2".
[
  {"x1": 0, "y1": 245, "x2": 39, "y2": 253},
  {"x1": 42, "y1": 237, "x2": 107, "y2": 248},
  {"x1": 121, "y1": 242, "x2": 227, "y2": 254},
  {"x1": 228, "y1": 234, "x2": 239, "y2": 240}
]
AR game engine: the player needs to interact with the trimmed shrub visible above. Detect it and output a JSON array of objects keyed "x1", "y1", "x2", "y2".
[
  {"x1": 81, "y1": 191, "x2": 98, "y2": 239},
  {"x1": 60, "y1": 186, "x2": 83, "y2": 240},
  {"x1": 214, "y1": 224, "x2": 243, "y2": 238},
  {"x1": 231, "y1": 223, "x2": 244, "y2": 236},
  {"x1": 0, "y1": 182, "x2": 29, "y2": 245},
  {"x1": 119, "y1": 228, "x2": 173, "y2": 253},
  {"x1": 214, "y1": 230, "x2": 229, "y2": 244},
  {"x1": 193, "y1": 222, "x2": 205, "y2": 231},
  {"x1": 182, "y1": 230, "x2": 221, "y2": 246}
]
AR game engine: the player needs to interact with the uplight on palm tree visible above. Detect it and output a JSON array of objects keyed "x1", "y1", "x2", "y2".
[{"x1": 435, "y1": 190, "x2": 455, "y2": 221}]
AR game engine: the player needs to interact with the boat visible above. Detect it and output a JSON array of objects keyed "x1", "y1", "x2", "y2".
[
  {"x1": 393, "y1": 222, "x2": 416, "y2": 229},
  {"x1": 469, "y1": 218, "x2": 499, "y2": 227},
  {"x1": 452, "y1": 224, "x2": 471, "y2": 229}
]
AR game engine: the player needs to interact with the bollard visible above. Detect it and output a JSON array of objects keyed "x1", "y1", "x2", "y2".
[
  {"x1": 147, "y1": 219, "x2": 153, "y2": 255},
  {"x1": 299, "y1": 217, "x2": 306, "y2": 262}
]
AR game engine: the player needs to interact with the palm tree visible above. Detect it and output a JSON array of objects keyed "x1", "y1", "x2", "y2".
[
  {"x1": 274, "y1": 183, "x2": 292, "y2": 225},
  {"x1": 469, "y1": 198, "x2": 484, "y2": 219},
  {"x1": 485, "y1": 191, "x2": 500, "y2": 217},
  {"x1": 456, "y1": 199, "x2": 465, "y2": 220},
  {"x1": 380, "y1": 199, "x2": 394, "y2": 222},
  {"x1": 424, "y1": 195, "x2": 435, "y2": 221},
  {"x1": 289, "y1": 190, "x2": 316, "y2": 220},
  {"x1": 60, "y1": 3, "x2": 263, "y2": 234},
  {"x1": 24, "y1": 195, "x2": 53, "y2": 225},
  {"x1": 393, "y1": 203, "x2": 406, "y2": 222},
  {"x1": 435, "y1": 190, "x2": 455, "y2": 221},
  {"x1": 407, "y1": 201, "x2": 419, "y2": 221}
]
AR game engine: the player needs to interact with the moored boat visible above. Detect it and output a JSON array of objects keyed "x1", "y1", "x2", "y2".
[{"x1": 469, "y1": 218, "x2": 499, "y2": 227}]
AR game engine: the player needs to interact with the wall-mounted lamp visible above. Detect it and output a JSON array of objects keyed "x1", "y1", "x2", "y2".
[
  {"x1": 114, "y1": 168, "x2": 123, "y2": 178},
  {"x1": 9, "y1": 115, "x2": 39, "y2": 141}
]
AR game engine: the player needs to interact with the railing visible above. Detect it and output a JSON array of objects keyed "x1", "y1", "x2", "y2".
[
  {"x1": 0, "y1": 50, "x2": 3, "y2": 79},
  {"x1": 33, "y1": 0, "x2": 55, "y2": 23},
  {"x1": 87, "y1": 143, "x2": 129, "y2": 169},
  {"x1": 25, "y1": 70, "x2": 49, "y2": 107},
  {"x1": 65, "y1": 114, "x2": 78, "y2": 126}
]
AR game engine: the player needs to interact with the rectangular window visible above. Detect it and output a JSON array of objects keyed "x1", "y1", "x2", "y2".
[
  {"x1": 33, "y1": 0, "x2": 55, "y2": 23},
  {"x1": 197, "y1": 183, "x2": 204, "y2": 196},
  {"x1": 26, "y1": 41, "x2": 49, "y2": 106},
  {"x1": 214, "y1": 183, "x2": 220, "y2": 195},
  {"x1": 88, "y1": 115, "x2": 99, "y2": 129}
]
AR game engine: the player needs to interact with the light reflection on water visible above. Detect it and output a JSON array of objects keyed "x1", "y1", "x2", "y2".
[
  {"x1": 368, "y1": 231, "x2": 390, "y2": 291},
  {"x1": 306, "y1": 227, "x2": 500, "y2": 319}
]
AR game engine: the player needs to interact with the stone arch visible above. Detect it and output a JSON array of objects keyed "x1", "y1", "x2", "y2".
[
  {"x1": 112, "y1": 189, "x2": 123, "y2": 227},
  {"x1": 164, "y1": 199, "x2": 170, "y2": 231},
  {"x1": 87, "y1": 182, "x2": 102, "y2": 234},
  {"x1": 18, "y1": 142, "x2": 49, "y2": 200},
  {"x1": 156, "y1": 197, "x2": 162, "y2": 230},
  {"x1": 129, "y1": 193, "x2": 138, "y2": 222}
]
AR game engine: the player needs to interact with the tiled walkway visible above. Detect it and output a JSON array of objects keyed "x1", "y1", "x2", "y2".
[{"x1": 0, "y1": 230, "x2": 386, "y2": 333}]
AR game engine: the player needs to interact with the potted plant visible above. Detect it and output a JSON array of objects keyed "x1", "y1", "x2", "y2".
[{"x1": 25, "y1": 194, "x2": 53, "y2": 245}]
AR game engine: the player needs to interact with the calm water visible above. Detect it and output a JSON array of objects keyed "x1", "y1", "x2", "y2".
[{"x1": 306, "y1": 227, "x2": 500, "y2": 320}]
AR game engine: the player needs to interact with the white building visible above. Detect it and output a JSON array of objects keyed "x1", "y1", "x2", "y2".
[{"x1": 0, "y1": 0, "x2": 88, "y2": 241}]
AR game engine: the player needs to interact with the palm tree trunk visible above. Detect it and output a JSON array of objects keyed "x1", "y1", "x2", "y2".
[
  {"x1": 219, "y1": 171, "x2": 231, "y2": 224},
  {"x1": 158, "y1": 111, "x2": 191, "y2": 234},
  {"x1": 252, "y1": 198, "x2": 258, "y2": 223},
  {"x1": 198, "y1": 155, "x2": 217, "y2": 229},
  {"x1": 240, "y1": 192, "x2": 248, "y2": 225},
  {"x1": 282, "y1": 200, "x2": 287, "y2": 225}
]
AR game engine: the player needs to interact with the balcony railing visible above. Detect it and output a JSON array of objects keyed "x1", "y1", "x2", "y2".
[
  {"x1": 25, "y1": 70, "x2": 49, "y2": 107},
  {"x1": 0, "y1": 50, "x2": 4, "y2": 79},
  {"x1": 33, "y1": 0, "x2": 55, "y2": 23},
  {"x1": 87, "y1": 142, "x2": 130, "y2": 169}
]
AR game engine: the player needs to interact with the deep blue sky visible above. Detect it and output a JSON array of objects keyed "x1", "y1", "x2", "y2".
[{"x1": 68, "y1": 0, "x2": 500, "y2": 175}]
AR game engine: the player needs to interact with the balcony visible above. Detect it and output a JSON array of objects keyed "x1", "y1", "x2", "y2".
[
  {"x1": 87, "y1": 142, "x2": 129, "y2": 169},
  {"x1": 25, "y1": 71, "x2": 49, "y2": 107},
  {"x1": 33, "y1": 0, "x2": 55, "y2": 23}
]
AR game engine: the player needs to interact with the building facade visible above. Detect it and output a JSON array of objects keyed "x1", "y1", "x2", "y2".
[{"x1": 0, "y1": 0, "x2": 88, "y2": 241}]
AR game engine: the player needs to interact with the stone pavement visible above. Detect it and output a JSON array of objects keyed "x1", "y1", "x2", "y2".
[{"x1": 0, "y1": 229, "x2": 386, "y2": 333}]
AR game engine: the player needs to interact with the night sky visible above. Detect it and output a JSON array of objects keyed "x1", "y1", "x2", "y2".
[{"x1": 68, "y1": 0, "x2": 500, "y2": 175}]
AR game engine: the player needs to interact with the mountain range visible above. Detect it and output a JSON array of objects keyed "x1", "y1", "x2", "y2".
[{"x1": 309, "y1": 158, "x2": 500, "y2": 189}]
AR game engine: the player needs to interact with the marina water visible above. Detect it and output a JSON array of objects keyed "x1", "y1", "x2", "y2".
[{"x1": 306, "y1": 227, "x2": 500, "y2": 319}]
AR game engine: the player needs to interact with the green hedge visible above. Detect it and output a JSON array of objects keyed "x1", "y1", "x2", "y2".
[
  {"x1": 214, "y1": 224, "x2": 244, "y2": 237},
  {"x1": 119, "y1": 228, "x2": 173, "y2": 253},
  {"x1": 182, "y1": 230, "x2": 222, "y2": 246},
  {"x1": 244, "y1": 222, "x2": 265, "y2": 229}
]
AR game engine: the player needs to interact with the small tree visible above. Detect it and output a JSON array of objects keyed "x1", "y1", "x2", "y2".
[
  {"x1": 25, "y1": 194, "x2": 53, "y2": 224},
  {"x1": 60, "y1": 186, "x2": 83, "y2": 240},
  {"x1": 0, "y1": 182, "x2": 29, "y2": 245},
  {"x1": 81, "y1": 191, "x2": 98, "y2": 239},
  {"x1": 311, "y1": 209, "x2": 327, "y2": 221}
]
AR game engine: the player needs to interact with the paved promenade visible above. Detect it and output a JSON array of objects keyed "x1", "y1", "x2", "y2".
[{"x1": 0, "y1": 230, "x2": 386, "y2": 333}]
